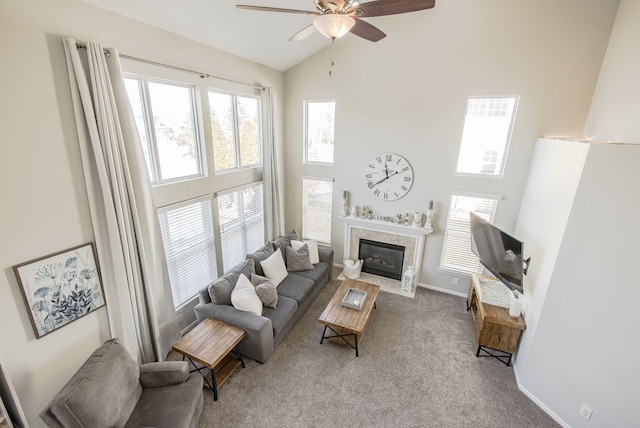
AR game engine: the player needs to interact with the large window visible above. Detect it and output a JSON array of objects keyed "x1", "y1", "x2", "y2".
[
  {"x1": 302, "y1": 177, "x2": 333, "y2": 244},
  {"x1": 439, "y1": 193, "x2": 499, "y2": 276},
  {"x1": 304, "y1": 101, "x2": 335, "y2": 164},
  {"x1": 456, "y1": 96, "x2": 518, "y2": 177},
  {"x1": 217, "y1": 183, "x2": 265, "y2": 273},
  {"x1": 209, "y1": 91, "x2": 261, "y2": 172},
  {"x1": 124, "y1": 77, "x2": 203, "y2": 184},
  {"x1": 158, "y1": 196, "x2": 218, "y2": 309}
]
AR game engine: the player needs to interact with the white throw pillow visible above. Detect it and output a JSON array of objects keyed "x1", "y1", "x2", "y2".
[
  {"x1": 231, "y1": 274, "x2": 262, "y2": 316},
  {"x1": 260, "y1": 248, "x2": 288, "y2": 286},
  {"x1": 292, "y1": 239, "x2": 319, "y2": 264}
]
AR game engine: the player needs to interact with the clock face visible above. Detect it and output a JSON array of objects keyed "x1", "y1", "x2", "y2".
[{"x1": 364, "y1": 153, "x2": 413, "y2": 201}]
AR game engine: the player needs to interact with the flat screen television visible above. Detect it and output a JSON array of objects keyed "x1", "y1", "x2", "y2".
[{"x1": 469, "y1": 212, "x2": 525, "y2": 295}]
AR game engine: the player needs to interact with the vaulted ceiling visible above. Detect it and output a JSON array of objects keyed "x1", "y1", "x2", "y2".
[{"x1": 81, "y1": 0, "x2": 431, "y2": 71}]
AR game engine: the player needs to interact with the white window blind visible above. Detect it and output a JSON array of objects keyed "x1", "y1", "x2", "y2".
[
  {"x1": 158, "y1": 195, "x2": 218, "y2": 309},
  {"x1": 439, "y1": 193, "x2": 499, "y2": 276},
  {"x1": 302, "y1": 177, "x2": 333, "y2": 244},
  {"x1": 218, "y1": 182, "x2": 265, "y2": 273}
]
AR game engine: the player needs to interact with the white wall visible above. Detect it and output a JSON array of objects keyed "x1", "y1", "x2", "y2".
[
  {"x1": 284, "y1": 0, "x2": 618, "y2": 295},
  {"x1": 0, "y1": 1, "x2": 283, "y2": 426},
  {"x1": 515, "y1": 141, "x2": 640, "y2": 427},
  {"x1": 584, "y1": 0, "x2": 640, "y2": 143},
  {"x1": 513, "y1": 139, "x2": 589, "y2": 374}
]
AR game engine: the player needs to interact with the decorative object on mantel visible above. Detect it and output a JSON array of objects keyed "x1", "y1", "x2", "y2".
[
  {"x1": 340, "y1": 190, "x2": 349, "y2": 217},
  {"x1": 13, "y1": 243, "x2": 106, "y2": 338},
  {"x1": 413, "y1": 211, "x2": 423, "y2": 227},
  {"x1": 404, "y1": 213, "x2": 410, "y2": 226},
  {"x1": 350, "y1": 204, "x2": 359, "y2": 217},
  {"x1": 424, "y1": 200, "x2": 434, "y2": 232}
]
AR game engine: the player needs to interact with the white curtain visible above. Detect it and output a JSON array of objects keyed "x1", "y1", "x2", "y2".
[
  {"x1": 261, "y1": 87, "x2": 285, "y2": 240},
  {"x1": 63, "y1": 38, "x2": 179, "y2": 363}
]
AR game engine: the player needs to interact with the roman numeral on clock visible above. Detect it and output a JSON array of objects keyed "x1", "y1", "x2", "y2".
[
  {"x1": 386, "y1": 154, "x2": 392, "y2": 161},
  {"x1": 374, "y1": 189, "x2": 380, "y2": 197},
  {"x1": 367, "y1": 181, "x2": 374, "y2": 189}
]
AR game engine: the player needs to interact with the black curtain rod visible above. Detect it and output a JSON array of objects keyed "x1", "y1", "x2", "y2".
[{"x1": 75, "y1": 42, "x2": 263, "y2": 90}]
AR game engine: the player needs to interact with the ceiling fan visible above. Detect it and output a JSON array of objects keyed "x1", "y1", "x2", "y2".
[{"x1": 237, "y1": 0, "x2": 436, "y2": 42}]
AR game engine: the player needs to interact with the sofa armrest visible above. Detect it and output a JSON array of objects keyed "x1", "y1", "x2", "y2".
[
  {"x1": 194, "y1": 302, "x2": 274, "y2": 363},
  {"x1": 139, "y1": 361, "x2": 189, "y2": 388},
  {"x1": 318, "y1": 246, "x2": 334, "y2": 280}
]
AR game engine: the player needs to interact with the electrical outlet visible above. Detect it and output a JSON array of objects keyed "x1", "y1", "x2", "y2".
[
  {"x1": 579, "y1": 404, "x2": 593, "y2": 421},
  {"x1": 452, "y1": 277, "x2": 459, "y2": 285}
]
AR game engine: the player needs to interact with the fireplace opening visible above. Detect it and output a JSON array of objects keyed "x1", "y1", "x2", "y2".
[{"x1": 358, "y1": 239, "x2": 405, "y2": 281}]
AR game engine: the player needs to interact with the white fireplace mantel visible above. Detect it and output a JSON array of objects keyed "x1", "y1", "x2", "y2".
[{"x1": 338, "y1": 216, "x2": 432, "y2": 287}]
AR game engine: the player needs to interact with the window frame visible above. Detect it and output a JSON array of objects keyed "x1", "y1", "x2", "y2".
[
  {"x1": 455, "y1": 95, "x2": 519, "y2": 179},
  {"x1": 124, "y1": 75, "x2": 206, "y2": 185},
  {"x1": 208, "y1": 89, "x2": 263, "y2": 174},
  {"x1": 303, "y1": 100, "x2": 336, "y2": 166}
]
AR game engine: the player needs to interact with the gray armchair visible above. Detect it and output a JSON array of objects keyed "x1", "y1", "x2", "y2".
[{"x1": 40, "y1": 338, "x2": 203, "y2": 428}]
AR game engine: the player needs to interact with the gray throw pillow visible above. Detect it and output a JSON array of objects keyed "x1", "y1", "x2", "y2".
[
  {"x1": 250, "y1": 273, "x2": 278, "y2": 308},
  {"x1": 246, "y1": 241, "x2": 275, "y2": 277},
  {"x1": 208, "y1": 258, "x2": 255, "y2": 305},
  {"x1": 286, "y1": 243, "x2": 314, "y2": 272},
  {"x1": 208, "y1": 277, "x2": 234, "y2": 306},
  {"x1": 271, "y1": 230, "x2": 299, "y2": 265}
]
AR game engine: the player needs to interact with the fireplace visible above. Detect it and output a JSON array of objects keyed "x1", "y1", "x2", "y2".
[{"x1": 358, "y1": 239, "x2": 405, "y2": 281}]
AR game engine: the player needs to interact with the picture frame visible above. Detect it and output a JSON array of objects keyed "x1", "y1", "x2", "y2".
[{"x1": 13, "y1": 243, "x2": 106, "y2": 339}]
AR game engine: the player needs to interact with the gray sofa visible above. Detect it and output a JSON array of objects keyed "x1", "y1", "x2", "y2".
[
  {"x1": 40, "y1": 338, "x2": 203, "y2": 428},
  {"x1": 195, "y1": 233, "x2": 334, "y2": 363}
]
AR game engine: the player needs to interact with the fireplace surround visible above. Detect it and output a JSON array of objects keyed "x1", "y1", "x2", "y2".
[{"x1": 340, "y1": 216, "x2": 432, "y2": 293}]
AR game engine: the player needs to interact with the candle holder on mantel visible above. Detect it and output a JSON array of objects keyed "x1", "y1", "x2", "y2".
[{"x1": 424, "y1": 208, "x2": 434, "y2": 233}]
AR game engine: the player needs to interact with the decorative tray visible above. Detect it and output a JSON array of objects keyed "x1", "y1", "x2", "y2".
[
  {"x1": 341, "y1": 288, "x2": 367, "y2": 310},
  {"x1": 477, "y1": 277, "x2": 513, "y2": 309}
]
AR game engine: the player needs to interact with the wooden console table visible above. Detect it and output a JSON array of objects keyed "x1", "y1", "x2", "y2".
[{"x1": 467, "y1": 274, "x2": 526, "y2": 366}]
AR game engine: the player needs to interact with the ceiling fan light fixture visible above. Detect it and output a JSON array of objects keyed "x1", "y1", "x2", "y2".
[{"x1": 313, "y1": 14, "x2": 355, "y2": 40}]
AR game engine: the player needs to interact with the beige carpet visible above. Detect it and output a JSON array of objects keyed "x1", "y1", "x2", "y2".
[{"x1": 191, "y1": 279, "x2": 558, "y2": 428}]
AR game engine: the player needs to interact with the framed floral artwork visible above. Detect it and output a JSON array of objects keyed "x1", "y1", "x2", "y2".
[{"x1": 13, "y1": 243, "x2": 106, "y2": 338}]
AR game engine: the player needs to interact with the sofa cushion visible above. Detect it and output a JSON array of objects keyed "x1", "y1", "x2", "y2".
[
  {"x1": 276, "y1": 274, "x2": 315, "y2": 303},
  {"x1": 48, "y1": 338, "x2": 142, "y2": 428},
  {"x1": 125, "y1": 373, "x2": 203, "y2": 428},
  {"x1": 246, "y1": 241, "x2": 274, "y2": 277},
  {"x1": 208, "y1": 258, "x2": 255, "y2": 305},
  {"x1": 231, "y1": 274, "x2": 263, "y2": 316},
  {"x1": 261, "y1": 295, "x2": 297, "y2": 336},
  {"x1": 251, "y1": 273, "x2": 278, "y2": 308},
  {"x1": 290, "y1": 262, "x2": 330, "y2": 285},
  {"x1": 292, "y1": 239, "x2": 319, "y2": 264},
  {"x1": 271, "y1": 229, "x2": 299, "y2": 264},
  {"x1": 260, "y1": 248, "x2": 288, "y2": 286},
  {"x1": 286, "y1": 244, "x2": 313, "y2": 272}
]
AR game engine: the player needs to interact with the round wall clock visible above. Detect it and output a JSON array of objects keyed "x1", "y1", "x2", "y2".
[{"x1": 364, "y1": 153, "x2": 414, "y2": 201}]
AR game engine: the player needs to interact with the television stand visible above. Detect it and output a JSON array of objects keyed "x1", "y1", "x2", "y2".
[{"x1": 467, "y1": 274, "x2": 526, "y2": 366}]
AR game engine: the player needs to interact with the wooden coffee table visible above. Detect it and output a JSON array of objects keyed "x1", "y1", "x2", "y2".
[
  {"x1": 172, "y1": 318, "x2": 245, "y2": 401},
  {"x1": 319, "y1": 279, "x2": 380, "y2": 357}
]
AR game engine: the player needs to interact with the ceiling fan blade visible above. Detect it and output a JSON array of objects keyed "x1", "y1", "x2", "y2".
[
  {"x1": 350, "y1": 0, "x2": 435, "y2": 18},
  {"x1": 350, "y1": 19, "x2": 386, "y2": 42},
  {"x1": 236, "y1": 5, "x2": 320, "y2": 15},
  {"x1": 289, "y1": 24, "x2": 318, "y2": 41}
]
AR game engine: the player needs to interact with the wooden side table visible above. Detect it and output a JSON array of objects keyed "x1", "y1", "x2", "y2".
[
  {"x1": 172, "y1": 318, "x2": 245, "y2": 401},
  {"x1": 467, "y1": 274, "x2": 526, "y2": 366}
]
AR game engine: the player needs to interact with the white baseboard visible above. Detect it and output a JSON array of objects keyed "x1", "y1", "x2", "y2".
[
  {"x1": 513, "y1": 364, "x2": 571, "y2": 428},
  {"x1": 417, "y1": 283, "x2": 468, "y2": 298}
]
